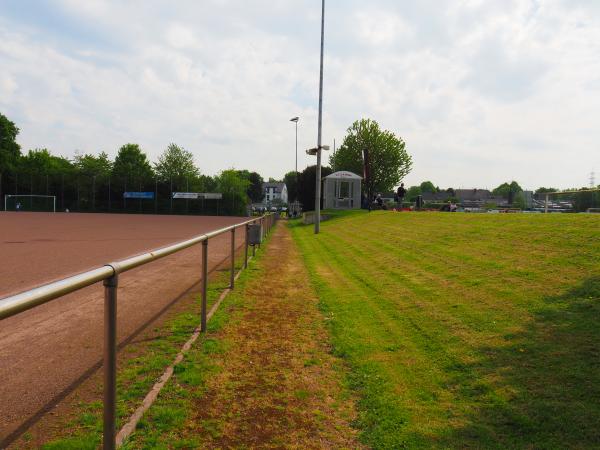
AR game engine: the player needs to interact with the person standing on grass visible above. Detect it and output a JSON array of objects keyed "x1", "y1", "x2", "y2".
[{"x1": 396, "y1": 183, "x2": 406, "y2": 209}]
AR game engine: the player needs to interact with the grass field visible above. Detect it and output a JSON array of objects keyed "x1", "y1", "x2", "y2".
[{"x1": 292, "y1": 211, "x2": 600, "y2": 449}]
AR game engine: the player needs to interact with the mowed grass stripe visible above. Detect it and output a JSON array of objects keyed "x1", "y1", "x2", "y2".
[
  {"x1": 296, "y1": 226, "x2": 477, "y2": 447},
  {"x1": 331, "y1": 213, "x2": 597, "y2": 325},
  {"x1": 291, "y1": 210, "x2": 600, "y2": 449}
]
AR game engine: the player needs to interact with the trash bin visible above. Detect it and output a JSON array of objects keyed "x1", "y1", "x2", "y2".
[{"x1": 248, "y1": 224, "x2": 263, "y2": 245}]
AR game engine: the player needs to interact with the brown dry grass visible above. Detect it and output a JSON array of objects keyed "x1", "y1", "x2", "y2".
[{"x1": 184, "y1": 225, "x2": 362, "y2": 449}]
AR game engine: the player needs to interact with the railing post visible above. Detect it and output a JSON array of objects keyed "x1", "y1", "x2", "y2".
[
  {"x1": 252, "y1": 219, "x2": 257, "y2": 257},
  {"x1": 201, "y1": 240, "x2": 208, "y2": 332},
  {"x1": 244, "y1": 224, "x2": 249, "y2": 269},
  {"x1": 103, "y1": 273, "x2": 118, "y2": 450},
  {"x1": 230, "y1": 228, "x2": 235, "y2": 289}
]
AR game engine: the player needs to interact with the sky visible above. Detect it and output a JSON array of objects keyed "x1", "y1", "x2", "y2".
[{"x1": 1, "y1": 0, "x2": 599, "y2": 190}]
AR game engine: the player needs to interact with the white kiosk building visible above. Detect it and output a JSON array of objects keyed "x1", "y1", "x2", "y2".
[{"x1": 323, "y1": 171, "x2": 362, "y2": 209}]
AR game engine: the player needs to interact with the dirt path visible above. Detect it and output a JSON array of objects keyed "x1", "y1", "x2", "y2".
[{"x1": 181, "y1": 224, "x2": 362, "y2": 448}]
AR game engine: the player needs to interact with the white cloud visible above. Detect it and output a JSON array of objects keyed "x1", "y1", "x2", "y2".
[{"x1": 0, "y1": 0, "x2": 598, "y2": 189}]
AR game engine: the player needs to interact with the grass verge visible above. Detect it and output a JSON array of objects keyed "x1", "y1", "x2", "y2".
[
  {"x1": 32, "y1": 241, "x2": 261, "y2": 449},
  {"x1": 118, "y1": 224, "x2": 361, "y2": 449}
]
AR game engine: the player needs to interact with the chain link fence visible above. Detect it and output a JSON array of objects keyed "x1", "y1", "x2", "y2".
[{"x1": 0, "y1": 172, "x2": 240, "y2": 215}]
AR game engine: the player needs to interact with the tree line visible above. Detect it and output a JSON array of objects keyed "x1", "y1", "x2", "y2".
[
  {"x1": 0, "y1": 113, "x2": 266, "y2": 215},
  {"x1": 1, "y1": 113, "x2": 415, "y2": 214},
  {"x1": 404, "y1": 180, "x2": 599, "y2": 211}
]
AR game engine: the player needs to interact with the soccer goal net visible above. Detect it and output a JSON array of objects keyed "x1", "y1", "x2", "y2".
[
  {"x1": 533, "y1": 189, "x2": 600, "y2": 213},
  {"x1": 4, "y1": 195, "x2": 57, "y2": 212}
]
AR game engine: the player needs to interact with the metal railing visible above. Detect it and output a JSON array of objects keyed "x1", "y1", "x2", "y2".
[{"x1": 0, "y1": 213, "x2": 275, "y2": 449}]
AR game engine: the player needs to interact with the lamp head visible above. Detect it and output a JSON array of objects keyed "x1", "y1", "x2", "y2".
[{"x1": 290, "y1": 117, "x2": 299, "y2": 122}]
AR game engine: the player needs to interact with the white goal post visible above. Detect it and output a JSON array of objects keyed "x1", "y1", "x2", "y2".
[{"x1": 4, "y1": 194, "x2": 56, "y2": 212}]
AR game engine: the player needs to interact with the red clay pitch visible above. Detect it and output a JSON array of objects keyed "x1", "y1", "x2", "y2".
[{"x1": 0, "y1": 212, "x2": 249, "y2": 442}]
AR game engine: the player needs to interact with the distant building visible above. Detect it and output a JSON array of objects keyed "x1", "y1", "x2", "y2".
[
  {"x1": 262, "y1": 182, "x2": 288, "y2": 204},
  {"x1": 421, "y1": 192, "x2": 453, "y2": 202},
  {"x1": 322, "y1": 171, "x2": 362, "y2": 209},
  {"x1": 454, "y1": 189, "x2": 507, "y2": 207}
]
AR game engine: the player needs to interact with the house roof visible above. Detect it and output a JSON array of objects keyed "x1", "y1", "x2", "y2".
[
  {"x1": 324, "y1": 171, "x2": 362, "y2": 180},
  {"x1": 262, "y1": 182, "x2": 287, "y2": 192},
  {"x1": 422, "y1": 192, "x2": 453, "y2": 201},
  {"x1": 454, "y1": 189, "x2": 492, "y2": 201}
]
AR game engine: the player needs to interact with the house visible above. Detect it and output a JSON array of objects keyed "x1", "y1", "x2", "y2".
[
  {"x1": 421, "y1": 192, "x2": 453, "y2": 202},
  {"x1": 454, "y1": 189, "x2": 507, "y2": 207},
  {"x1": 262, "y1": 182, "x2": 288, "y2": 204}
]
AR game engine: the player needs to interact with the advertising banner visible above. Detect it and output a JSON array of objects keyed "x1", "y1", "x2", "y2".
[
  {"x1": 123, "y1": 192, "x2": 154, "y2": 199},
  {"x1": 198, "y1": 193, "x2": 223, "y2": 200},
  {"x1": 172, "y1": 192, "x2": 199, "y2": 199},
  {"x1": 172, "y1": 192, "x2": 223, "y2": 200}
]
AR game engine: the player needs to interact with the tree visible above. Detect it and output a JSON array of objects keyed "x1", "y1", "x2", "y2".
[
  {"x1": 298, "y1": 165, "x2": 333, "y2": 211},
  {"x1": 283, "y1": 171, "x2": 299, "y2": 203},
  {"x1": 236, "y1": 170, "x2": 264, "y2": 203},
  {"x1": 406, "y1": 186, "x2": 422, "y2": 201},
  {"x1": 215, "y1": 169, "x2": 250, "y2": 215},
  {"x1": 419, "y1": 181, "x2": 437, "y2": 193},
  {"x1": 19, "y1": 149, "x2": 73, "y2": 176},
  {"x1": 493, "y1": 181, "x2": 523, "y2": 203},
  {"x1": 154, "y1": 143, "x2": 199, "y2": 186},
  {"x1": 0, "y1": 112, "x2": 21, "y2": 173},
  {"x1": 112, "y1": 143, "x2": 154, "y2": 185},
  {"x1": 329, "y1": 118, "x2": 412, "y2": 194},
  {"x1": 74, "y1": 151, "x2": 112, "y2": 178},
  {"x1": 535, "y1": 187, "x2": 558, "y2": 194}
]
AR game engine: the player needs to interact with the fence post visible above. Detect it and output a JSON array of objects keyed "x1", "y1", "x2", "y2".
[
  {"x1": 201, "y1": 240, "x2": 208, "y2": 332},
  {"x1": 103, "y1": 273, "x2": 118, "y2": 450},
  {"x1": 230, "y1": 228, "x2": 235, "y2": 289},
  {"x1": 244, "y1": 224, "x2": 249, "y2": 269}
]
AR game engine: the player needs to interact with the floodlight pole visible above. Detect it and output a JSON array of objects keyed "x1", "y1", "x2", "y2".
[
  {"x1": 295, "y1": 119, "x2": 298, "y2": 203},
  {"x1": 290, "y1": 117, "x2": 300, "y2": 203},
  {"x1": 315, "y1": 0, "x2": 325, "y2": 234}
]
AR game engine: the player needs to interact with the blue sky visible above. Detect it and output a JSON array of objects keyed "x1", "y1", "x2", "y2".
[{"x1": 1, "y1": 0, "x2": 599, "y2": 189}]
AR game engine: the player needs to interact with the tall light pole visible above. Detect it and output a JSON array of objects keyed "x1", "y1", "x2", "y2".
[
  {"x1": 315, "y1": 0, "x2": 325, "y2": 234},
  {"x1": 290, "y1": 117, "x2": 299, "y2": 204},
  {"x1": 290, "y1": 117, "x2": 299, "y2": 174}
]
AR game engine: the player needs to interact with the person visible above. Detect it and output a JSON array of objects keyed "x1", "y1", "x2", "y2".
[
  {"x1": 396, "y1": 183, "x2": 406, "y2": 209},
  {"x1": 375, "y1": 193, "x2": 383, "y2": 208},
  {"x1": 15, "y1": 202, "x2": 21, "y2": 212}
]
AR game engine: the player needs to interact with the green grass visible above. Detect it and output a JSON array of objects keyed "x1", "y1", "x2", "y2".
[{"x1": 292, "y1": 210, "x2": 600, "y2": 449}]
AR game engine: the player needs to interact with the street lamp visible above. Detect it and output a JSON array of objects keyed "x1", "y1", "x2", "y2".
[
  {"x1": 290, "y1": 117, "x2": 299, "y2": 173},
  {"x1": 306, "y1": 145, "x2": 329, "y2": 156},
  {"x1": 290, "y1": 117, "x2": 300, "y2": 206}
]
